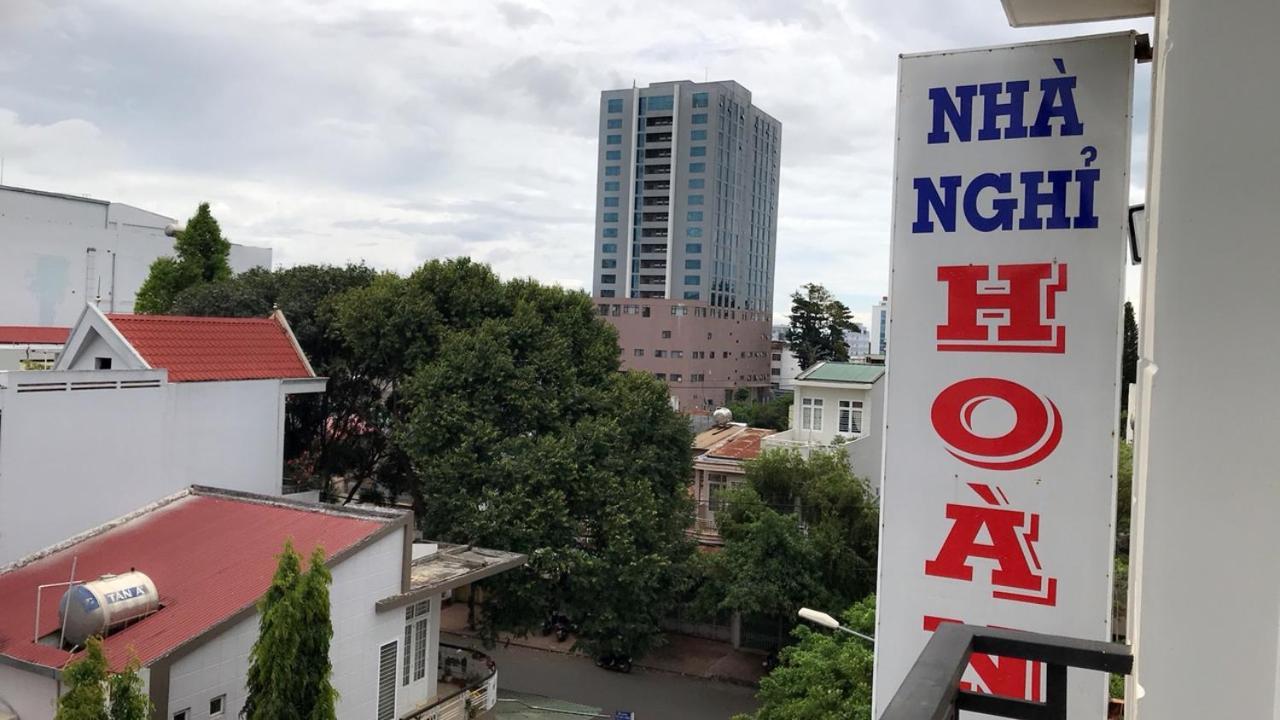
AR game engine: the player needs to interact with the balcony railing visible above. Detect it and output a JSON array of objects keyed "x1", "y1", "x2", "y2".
[
  {"x1": 880, "y1": 623, "x2": 1131, "y2": 720},
  {"x1": 406, "y1": 644, "x2": 497, "y2": 720}
]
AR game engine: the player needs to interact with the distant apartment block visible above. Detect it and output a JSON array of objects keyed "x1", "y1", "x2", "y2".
[
  {"x1": 869, "y1": 296, "x2": 889, "y2": 356},
  {"x1": 592, "y1": 80, "x2": 781, "y2": 410}
]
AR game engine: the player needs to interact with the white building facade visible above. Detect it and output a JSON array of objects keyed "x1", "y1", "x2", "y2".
[
  {"x1": 869, "y1": 296, "x2": 889, "y2": 356},
  {"x1": 0, "y1": 185, "x2": 271, "y2": 327},
  {"x1": 762, "y1": 361, "x2": 886, "y2": 491}
]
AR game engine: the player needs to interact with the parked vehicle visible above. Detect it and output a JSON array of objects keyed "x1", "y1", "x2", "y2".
[{"x1": 595, "y1": 653, "x2": 633, "y2": 673}]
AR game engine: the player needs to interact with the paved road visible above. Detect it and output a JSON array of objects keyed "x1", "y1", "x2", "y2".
[{"x1": 446, "y1": 633, "x2": 760, "y2": 720}]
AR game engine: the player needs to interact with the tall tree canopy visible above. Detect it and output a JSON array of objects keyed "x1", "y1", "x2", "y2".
[
  {"x1": 735, "y1": 596, "x2": 877, "y2": 720},
  {"x1": 695, "y1": 449, "x2": 878, "y2": 642},
  {"x1": 333, "y1": 260, "x2": 695, "y2": 657},
  {"x1": 243, "y1": 542, "x2": 336, "y2": 720},
  {"x1": 785, "y1": 284, "x2": 860, "y2": 370},
  {"x1": 135, "y1": 203, "x2": 233, "y2": 313},
  {"x1": 1121, "y1": 301, "x2": 1139, "y2": 417}
]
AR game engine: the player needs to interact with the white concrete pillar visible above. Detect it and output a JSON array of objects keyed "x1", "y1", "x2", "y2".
[{"x1": 1128, "y1": 0, "x2": 1280, "y2": 717}]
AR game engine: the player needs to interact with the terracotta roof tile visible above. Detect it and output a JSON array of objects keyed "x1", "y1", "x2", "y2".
[
  {"x1": 106, "y1": 314, "x2": 313, "y2": 382},
  {"x1": 0, "y1": 492, "x2": 395, "y2": 672},
  {"x1": 0, "y1": 326, "x2": 70, "y2": 345},
  {"x1": 706, "y1": 428, "x2": 777, "y2": 460}
]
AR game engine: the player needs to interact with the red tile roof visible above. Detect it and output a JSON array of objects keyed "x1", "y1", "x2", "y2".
[
  {"x1": 706, "y1": 428, "x2": 777, "y2": 461},
  {"x1": 0, "y1": 491, "x2": 397, "y2": 672},
  {"x1": 105, "y1": 314, "x2": 313, "y2": 382},
  {"x1": 0, "y1": 326, "x2": 70, "y2": 345}
]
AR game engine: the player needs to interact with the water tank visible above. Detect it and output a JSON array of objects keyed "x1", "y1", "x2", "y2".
[
  {"x1": 713, "y1": 407, "x2": 733, "y2": 427},
  {"x1": 59, "y1": 571, "x2": 159, "y2": 647}
]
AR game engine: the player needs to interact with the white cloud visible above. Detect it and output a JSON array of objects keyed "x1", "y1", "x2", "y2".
[{"x1": 0, "y1": 0, "x2": 1152, "y2": 317}]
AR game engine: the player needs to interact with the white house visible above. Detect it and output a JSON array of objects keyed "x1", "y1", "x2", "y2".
[
  {"x1": 0, "y1": 184, "x2": 271, "y2": 327},
  {"x1": 761, "y1": 361, "x2": 886, "y2": 491},
  {"x1": 0, "y1": 306, "x2": 324, "y2": 565},
  {"x1": 0, "y1": 486, "x2": 525, "y2": 720},
  {"x1": 769, "y1": 340, "x2": 803, "y2": 392}
]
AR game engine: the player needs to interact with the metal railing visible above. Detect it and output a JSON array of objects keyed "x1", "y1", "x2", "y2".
[
  {"x1": 880, "y1": 623, "x2": 1131, "y2": 720},
  {"x1": 407, "y1": 644, "x2": 497, "y2": 720}
]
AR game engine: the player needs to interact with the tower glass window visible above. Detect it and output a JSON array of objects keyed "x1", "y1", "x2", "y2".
[
  {"x1": 607, "y1": 98, "x2": 623, "y2": 113},
  {"x1": 607, "y1": 118, "x2": 622, "y2": 129},
  {"x1": 692, "y1": 113, "x2": 708, "y2": 124},
  {"x1": 606, "y1": 134, "x2": 621, "y2": 145}
]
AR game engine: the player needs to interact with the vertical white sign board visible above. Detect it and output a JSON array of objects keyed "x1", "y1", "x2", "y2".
[{"x1": 874, "y1": 33, "x2": 1133, "y2": 719}]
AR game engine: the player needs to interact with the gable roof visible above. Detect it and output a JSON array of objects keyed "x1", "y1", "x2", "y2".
[
  {"x1": 796, "y1": 361, "x2": 885, "y2": 385},
  {"x1": 102, "y1": 312, "x2": 315, "y2": 382},
  {"x1": 0, "y1": 488, "x2": 405, "y2": 674},
  {"x1": 0, "y1": 326, "x2": 69, "y2": 345}
]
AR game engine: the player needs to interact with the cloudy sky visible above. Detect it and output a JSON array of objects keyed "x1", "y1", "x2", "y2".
[{"x1": 0, "y1": 1, "x2": 1151, "y2": 322}]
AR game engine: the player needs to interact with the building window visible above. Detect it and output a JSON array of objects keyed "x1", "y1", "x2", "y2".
[
  {"x1": 688, "y1": 195, "x2": 704, "y2": 205},
  {"x1": 605, "y1": 165, "x2": 620, "y2": 176},
  {"x1": 607, "y1": 118, "x2": 622, "y2": 129},
  {"x1": 686, "y1": 243, "x2": 702, "y2": 253},
  {"x1": 685, "y1": 259, "x2": 701, "y2": 269},
  {"x1": 606, "y1": 134, "x2": 621, "y2": 145},
  {"x1": 95, "y1": 357, "x2": 112, "y2": 370},
  {"x1": 606, "y1": 150, "x2": 621, "y2": 160},
  {"x1": 601, "y1": 274, "x2": 617, "y2": 285},
  {"x1": 801, "y1": 398, "x2": 824, "y2": 431},
  {"x1": 684, "y1": 291, "x2": 701, "y2": 300},
  {"x1": 603, "y1": 212, "x2": 618, "y2": 222},
  {"x1": 671, "y1": 351, "x2": 684, "y2": 359},
  {"x1": 647, "y1": 95, "x2": 674, "y2": 111},
  {"x1": 602, "y1": 259, "x2": 617, "y2": 269},
  {"x1": 671, "y1": 373, "x2": 683, "y2": 382},
  {"x1": 692, "y1": 113, "x2": 708, "y2": 124},
  {"x1": 662, "y1": 330, "x2": 672, "y2": 339},
  {"x1": 210, "y1": 695, "x2": 225, "y2": 717},
  {"x1": 690, "y1": 146, "x2": 706, "y2": 157},
  {"x1": 685, "y1": 275, "x2": 701, "y2": 285},
  {"x1": 605, "y1": 181, "x2": 620, "y2": 191},
  {"x1": 377, "y1": 641, "x2": 398, "y2": 720},
  {"x1": 602, "y1": 243, "x2": 617, "y2": 253},
  {"x1": 689, "y1": 162, "x2": 705, "y2": 173},
  {"x1": 607, "y1": 98, "x2": 623, "y2": 113},
  {"x1": 691, "y1": 129, "x2": 707, "y2": 141},
  {"x1": 839, "y1": 400, "x2": 864, "y2": 434},
  {"x1": 692, "y1": 92, "x2": 709, "y2": 108},
  {"x1": 689, "y1": 178, "x2": 705, "y2": 189},
  {"x1": 655, "y1": 373, "x2": 666, "y2": 380},
  {"x1": 602, "y1": 228, "x2": 618, "y2": 237},
  {"x1": 687, "y1": 227, "x2": 703, "y2": 237},
  {"x1": 654, "y1": 350, "x2": 667, "y2": 358},
  {"x1": 687, "y1": 210, "x2": 703, "y2": 221},
  {"x1": 634, "y1": 349, "x2": 644, "y2": 356},
  {"x1": 604, "y1": 197, "x2": 620, "y2": 208},
  {"x1": 173, "y1": 711, "x2": 190, "y2": 720},
  {"x1": 600, "y1": 289, "x2": 615, "y2": 297}
]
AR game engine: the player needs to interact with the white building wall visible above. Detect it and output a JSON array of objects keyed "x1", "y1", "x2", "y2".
[
  {"x1": 869, "y1": 299, "x2": 889, "y2": 355},
  {"x1": 0, "y1": 372, "x2": 288, "y2": 565},
  {"x1": 0, "y1": 663, "x2": 58, "y2": 720},
  {"x1": 1128, "y1": 0, "x2": 1280, "y2": 718},
  {"x1": 0, "y1": 187, "x2": 271, "y2": 327},
  {"x1": 163, "y1": 527, "x2": 408, "y2": 720},
  {"x1": 0, "y1": 371, "x2": 170, "y2": 564},
  {"x1": 165, "y1": 381, "x2": 284, "y2": 498}
]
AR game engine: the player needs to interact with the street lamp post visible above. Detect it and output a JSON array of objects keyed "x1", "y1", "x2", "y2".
[{"x1": 798, "y1": 607, "x2": 875, "y2": 644}]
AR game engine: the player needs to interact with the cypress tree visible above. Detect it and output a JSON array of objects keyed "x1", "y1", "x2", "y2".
[
  {"x1": 298, "y1": 547, "x2": 338, "y2": 720},
  {"x1": 107, "y1": 656, "x2": 152, "y2": 720},
  {"x1": 243, "y1": 541, "x2": 303, "y2": 720}
]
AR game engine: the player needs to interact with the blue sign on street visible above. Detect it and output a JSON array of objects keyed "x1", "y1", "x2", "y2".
[{"x1": 613, "y1": 713, "x2": 634, "y2": 720}]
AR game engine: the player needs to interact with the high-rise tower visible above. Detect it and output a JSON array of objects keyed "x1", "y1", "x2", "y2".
[{"x1": 591, "y1": 80, "x2": 782, "y2": 411}]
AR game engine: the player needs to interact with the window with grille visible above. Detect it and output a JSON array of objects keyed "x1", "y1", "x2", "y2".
[
  {"x1": 839, "y1": 400, "x2": 864, "y2": 434},
  {"x1": 802, "y1": 398, "x2": 824, "y2": 431},
  {"x1": 377, "y1": 641, "x2": 398, "y2": 720}
]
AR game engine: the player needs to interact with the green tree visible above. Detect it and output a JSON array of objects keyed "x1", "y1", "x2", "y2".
[
  {"x1": 735, "y1": 596, "x2": 877, "y2": 720},
  {"x1": 297, "y1": 547, "x2": 338, "y2": 720},
  {"x1": 135, "y1": 202, "x2": 233, "y2": 313},
  {"x1": 56, "y1": 636, "x2": 109, "y2": 720},
  {"x1": 244, "y1": 542, "x2": 304, "y2": 720},
  {"x1": 785, "y1": 284, "x2": 860, "y2": 370},
  {"x1": 727, "y1": 394, "x2": 793, "y2": 431},
  {"x1": 331, "y1": 259, "x2": 695, "y2": 658},
  {"x1": 55, "y1": 637, "x2": 153, "y2": 720},
  {"x1": 1121, "y1": 301, "x2": 1139, "y2": 419},
  {"x1": 107, "y1": 656, "x2": 152, "y2": 720}
]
